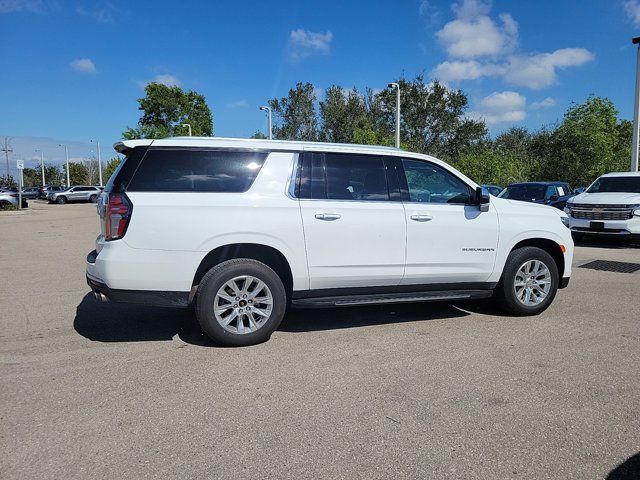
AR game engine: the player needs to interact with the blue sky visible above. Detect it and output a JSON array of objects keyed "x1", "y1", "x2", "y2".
[{"x1": 1, "y1": 0, "x2": 640, "y2": 176}]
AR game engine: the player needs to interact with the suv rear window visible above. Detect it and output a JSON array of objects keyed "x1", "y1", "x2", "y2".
[{"x1": 127, "y1": 149, "x2": 268, "y2": 193}]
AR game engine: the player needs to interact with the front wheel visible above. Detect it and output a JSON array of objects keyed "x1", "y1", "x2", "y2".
[
  {"x1": 495, "y1": 246, "x2": 559, "y2": 316},
  {"x1": 195, "y1": 259, "x2": 287, "y2": 347}
]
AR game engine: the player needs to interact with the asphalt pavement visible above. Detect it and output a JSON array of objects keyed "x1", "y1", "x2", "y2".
[{"x1": 1, "y1": 201, "x2": 639, "y2": 479}]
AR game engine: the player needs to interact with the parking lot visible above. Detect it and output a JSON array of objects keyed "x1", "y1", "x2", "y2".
[{"x1": 1, "y1": 201, "x2": 639, "y2": 479}]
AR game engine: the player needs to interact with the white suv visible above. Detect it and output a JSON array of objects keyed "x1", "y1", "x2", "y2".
[
  {"x1": 86, "y1": 137, "x2": 573, "y2": 346},
  {"x1": 565, "y1": 172, "x2": 640, "y2": 241}
]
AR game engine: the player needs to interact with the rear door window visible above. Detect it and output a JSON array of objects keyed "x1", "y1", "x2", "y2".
[{"x1": 127, "y1": 149, "x2": 268, "y2": 193}]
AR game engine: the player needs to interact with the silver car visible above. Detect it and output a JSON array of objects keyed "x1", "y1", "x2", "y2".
[
  {"x1": 48, "y1": 186, "x2": 102, "y2": 204},
  {"x1": 0, "y1": 188, "x2": 28, "y2": 208}
]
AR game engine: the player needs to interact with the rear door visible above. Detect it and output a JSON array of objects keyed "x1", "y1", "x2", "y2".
[
  {"x1": 296, "y1": 152, "x2": 406, "y2": 289},
  {"x1": 398, "y1": 158, "x2": 499, "y2": 284}
]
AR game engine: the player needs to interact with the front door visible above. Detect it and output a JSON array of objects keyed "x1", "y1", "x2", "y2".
[
  {"x1": 298, "y1": 152, "x2": 406, "y2": 290},
  {"x1": 398, "y1": 158, "x2": 499, "y2": 285}
]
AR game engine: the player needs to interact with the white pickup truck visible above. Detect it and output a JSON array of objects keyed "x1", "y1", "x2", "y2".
[
  {"x1": 86, "y1": 137, "x2": 574, "y2": 346},
  {"x1": 565, "y1": 172, "x2": 640, "y2": 241}
]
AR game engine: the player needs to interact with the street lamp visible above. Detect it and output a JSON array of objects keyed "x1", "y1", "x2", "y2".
[
  {"x1": 182, "y1": 123, "x2": 192, "y2": 136},
  {"x1": 35, "y1": 149, "x2": 45, "y2": 185},
  {"x1": 631, "y1": 36, "x2": 640, "y2": 172},
  {"x1": 90, "y1": 139, "x2": 103, "y2": 186},
  {"x1": 388, "y1": 83, "x2": 401, "y2": 149},
  {"x1": 58, "y1": 144, "x2": 70, "y2": 187},
  {"x1": 259, "y1": 106, "x2": 272, "y2": 140}
]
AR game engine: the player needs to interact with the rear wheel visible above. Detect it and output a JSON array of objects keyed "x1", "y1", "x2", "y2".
[
  {"x1": 195, "y1": 259, "x2": 286, "y2": 347},
  {"x1": 56, "y1": 196, "x2": 67, "y2": 205},
  {"x1": 89, "y1": 194, "x2": 97, "y2": 203},
  {"x1": 495, "y1": 246, "x2": 559, "y2": 316}
]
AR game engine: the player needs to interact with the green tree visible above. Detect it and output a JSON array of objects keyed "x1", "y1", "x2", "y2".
[
  {"x1": 22, "y1": 167, "x2": 40, "y2": 186},
  {"x1": 68, "y1": 162, "x2": 89, "y2": 185},
  {"x1": 540, "y1": 96, "x2": 630, "y2": 186},
  {"x1": 375, "y1": 78, "x2": 487, "y2": 160},
  {"x1": 269, "y1": 82, "x2": 318, "y2": 141},
  {"x1": 123, "y1": 82, "x2": 214, "y2": 139},
  {"x1": 103, "y1": 157, "x2": 122, "y2": 183},
  {"x1": 250, "y1": 131, "x2": 267, "y2": 139},
  {"x1": 319, "y1": 86, "x2": 367, "y2": 143}
]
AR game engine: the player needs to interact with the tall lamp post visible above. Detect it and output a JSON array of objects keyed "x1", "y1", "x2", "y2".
[
  {"x1": 388, "y1": 82, "x2": 401, "y2": 149},
  {"x1": 35, "y1": 149, "x2": 45, "y2": 185},
  {"x1": 182, "y1": 123, "x2": 192, "y2": 136},
  {"x1": 631, "y1": 36, "x2": 640, "y2": 172},
  {"x1": 90, "y1": 140, "x2": 103, "y2": 186},
  {"x1": 259, "y1": 106, "x2": 272, "y2": 140},
  {"x1": 58, "y1": 144, "x2": 70, "y2": 187}
]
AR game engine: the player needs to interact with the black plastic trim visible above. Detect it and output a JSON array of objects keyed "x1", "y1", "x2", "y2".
[
  {"x1": 559, "y1": 277, "x2": 570, "y2": 289},
  {"x1": 292, "y1": 282, "x2": 497, "y2": 300},
  {"x1": 86, "y1": 274, "x2": 190, "y2": 308}
]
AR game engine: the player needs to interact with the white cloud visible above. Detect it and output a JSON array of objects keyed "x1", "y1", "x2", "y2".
[
  {"x1": 419, "y1": 0, "x2": 441, "y2": 25},
  {"x1": 504, "y1": 48, "x2": 594, "y2": 89},
  {"x1": 625, "y1": 0, "x2": 640, "y2": 26},
  {"x1": 151, "y1": 74, "x2": 180, "y2": 87},
  {"x1": 469, "y1": 91, "x2": 526, "y2": 125},
  {"x1": 0, "y1": 0, "x2": 45, "y2": 13},
  {"x1": 76, "y1": 3, "x2": 120, "y2": 23},
  {"x1": 288, "y1": 29, "x2": 333, "y2": 62},
  {"x1": 530, "y1": 97, "x2": 557, "y2": 110},
  {"x1": 431, "y1": 59, "x2": 505, "y2": 82},
  {"x1": 227, "y1": 99, "x2": 249, "y2": 109},
  {"x1": 69, "y1": 58, "x2": 97, "y2": 74},
  {"x1": 436, "y1": 0, "x2": 518, "y2": 59}
]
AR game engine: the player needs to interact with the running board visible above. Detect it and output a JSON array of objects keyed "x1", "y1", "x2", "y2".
[{"x1": 291, "y1": 289, "x2": 493, "y2": 308}]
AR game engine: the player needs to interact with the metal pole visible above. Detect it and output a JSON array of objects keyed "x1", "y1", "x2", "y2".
[
  {"x1": 18, "y1": 166, "x2": 22, "y2": 210},
  {"x1": 387, "y1": 83, "x2": 401, "y2": 149},
  {"x1": 259, "y1": 106, "x2": 272, "y2": 139},
  {"x1": 65, "y1": 146, "x2": 70, "y2": 187},
  {"x1": 632, "y1": 37, "x2": 640, "y2": 172},
  {"x1": 2, "y1": 137, "x2": 12, "y2": 180},
  {"x1": 39, "y1": 150, "x2": 45, "y2": 185},
  {"x1": 97, "y1": 140, "x2": 103, "y2": 186},
  {"x1": 183, "y1": 124, "x2": 192, "y2": 136}
]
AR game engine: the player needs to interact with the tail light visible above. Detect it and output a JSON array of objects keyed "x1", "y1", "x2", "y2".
[
  {"x1": 104, "y1": 193, "x2": 132, "y2": 241},
  {"x1": 9, "y1": 193, "x2": 17, "y2": 198}
]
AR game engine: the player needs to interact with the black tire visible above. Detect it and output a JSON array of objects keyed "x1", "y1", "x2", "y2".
[
  {"x1": 56, "y1": 196, "x2": 67, "y2": 205},
  {"x1": 495, "y1": 246, "x2": 559, "y2": 316},
  {"x1": 195, "y1": 259, "x2": 287, "y2": 347},
  {"x1": 89, "y1": 194, "x2": 97, "y2": 203}
]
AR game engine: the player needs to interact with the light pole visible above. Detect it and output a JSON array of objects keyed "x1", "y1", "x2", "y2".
[
  {"x1": 259, "y1": 106, "x2": 272, "y2": 140},
  {"x1": 632, "y1": 37, "x2": 640, "y2": 172},
  {"x1": 59, "y1": 144, "x2": 70, "y2": 187},
  {"x1": 90, "y1": 140, "x2": 103, "y2": 186},
  {"x1": 35, "y1": 149, "x2": 45, "y2": 185},
  {"x1": 388, "y1": 83, "x2": 401, "y2": 149},
  {"x1": 183, "y1": 123, "x2": 192, "y2": 136}
]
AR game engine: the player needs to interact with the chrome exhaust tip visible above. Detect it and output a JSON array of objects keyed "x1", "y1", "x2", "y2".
[{"x1": 93, "y1": 291, "x2": 109, "y2": 302}]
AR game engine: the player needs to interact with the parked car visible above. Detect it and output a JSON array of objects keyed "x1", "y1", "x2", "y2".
[
  {"x1": 498, "y1": 181, "x2": 574, "y2": 210},
  {"x1": 21, "y1": 186, "x2": 40, "y2": 199},
  {"x1": 86, "y1": 138, "x2": 573, "y2": 347},
  {"x1": 565, "y1": 172, "x2": 640, "y2": 241},
  {"x1": 573, "y1": 187, "x2": 586, "y2": 194},
  {"x1": 39, "y1": 185, "x2": 63, "y2": 199},
  {"x1": 48, "y1": 185, "x2": 102, "y2": 204},
  {"x1": 482, "y1": 184, "x2": 503, "y2": 196},
  {"x1": 0, "y1": 189, "x2": 28, "y2": 208}
]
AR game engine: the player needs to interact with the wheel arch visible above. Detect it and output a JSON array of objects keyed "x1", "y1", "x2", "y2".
[
  {"x1": 509, "y1": 238, "x2": 565, "y2": 278},
  {"x1": 192, "y1": 243, "x2": 294, "y2": 299}
]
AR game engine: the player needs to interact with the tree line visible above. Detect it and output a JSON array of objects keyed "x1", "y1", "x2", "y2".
[{"x1": 259, "y1": 77, "x2": 631, "y2": 188}]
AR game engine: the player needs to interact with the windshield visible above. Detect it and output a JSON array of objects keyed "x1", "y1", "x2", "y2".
[
  {"x1": 587, "y1": 176, "x2": 640, "y2": 194},
  {"x1": 499, "y1": 184, "x2": 547, "y2": 201}
]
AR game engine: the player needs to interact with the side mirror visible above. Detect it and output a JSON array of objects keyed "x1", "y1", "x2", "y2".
[
  {"x1": 475, "y1": 186, "x2": 490, "y2": 212},
  {"x1": 549, "y1": 195, "x2": 559, "y2": 202}
]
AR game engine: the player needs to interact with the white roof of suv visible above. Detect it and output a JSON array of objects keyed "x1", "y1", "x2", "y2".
[
  {"x1": 599, "y1": 171, "x2": 640, "y2": 177},
  {"x1": 114, "y1": 136, "x2": 480, "y2": 188}
]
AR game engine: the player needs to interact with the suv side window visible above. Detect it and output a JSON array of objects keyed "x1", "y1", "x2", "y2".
[
  {"x1": 545, "y1": 185, "x2": 557, "y2": 199},
  {"x1": 401, "y1": 159, "x2": 473, "y2": 204},
  {"x1": 297, "y1": 152, "x2": 391, "y2": 201},
  {"x1": 127, "y1": 149, "x2": 268, "y2": 193}
]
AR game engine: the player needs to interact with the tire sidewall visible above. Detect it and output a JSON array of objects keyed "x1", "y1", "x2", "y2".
[
  {"x1": 57, "y1": 196, "x2": 66, "y2": 204},
  {"x1": 196, "y1": 259, "x2": 287, "y2": 347},
  {"x1": 499, "y1": 246, "x2": 559, "y2": 316}
]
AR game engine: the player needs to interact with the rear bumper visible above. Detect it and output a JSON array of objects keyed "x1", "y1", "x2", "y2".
[{"x1": 86, "y1": 249, "x2": 189, "y2": 308}]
